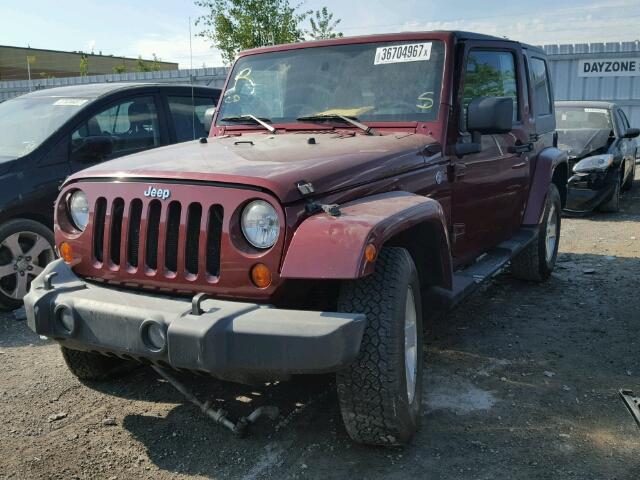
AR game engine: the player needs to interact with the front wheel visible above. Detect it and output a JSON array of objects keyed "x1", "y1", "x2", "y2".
[
  {"x1": 0, "y1": 219, "x2": 55, "y2": 310},
  {"x1": 622, "y1": 162, "x2": 635, "y2": 191},
  {"x1": 511, "y1": 184, "x2": 561, "y2": 282},
  {"x1": 336, "y1": 247, "x2": 423, "y2": 446},
  {"x1": 599, "y1": 175, "x2": 621, "y2": 213}
]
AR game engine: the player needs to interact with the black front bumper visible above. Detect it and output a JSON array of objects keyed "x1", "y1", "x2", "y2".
[
  {"x1": 25, "y1": 260, "x2": 366, "y2": 376},
  {"x1": 565, "y1": 170, "x2": 617, "y2": 213}
]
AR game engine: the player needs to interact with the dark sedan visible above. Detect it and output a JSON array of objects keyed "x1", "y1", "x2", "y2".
[
  {"x1": 556, "y1": 101, "x2": 638, "y2": 214},
  {"x1": 0, "y1": 83, "x2": 220, "y2": 308}
]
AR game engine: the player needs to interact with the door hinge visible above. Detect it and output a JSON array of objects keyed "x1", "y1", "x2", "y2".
[{"x1": 448, "y1": 163, "x2": 467, "y2": 182}]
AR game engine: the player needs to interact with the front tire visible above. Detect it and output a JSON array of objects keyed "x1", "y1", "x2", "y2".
[
  {"x1": 622, "y1": 162, "x2": 635, "y2": 191},
  {"x1": 511, "y1": 184, "x2": 561, "y2": 282},
  {"x1": 336, "y1": 247, "x2": 423, "y2": 446},
  {"x1": 61, "y1": 347, "x2": 134, "y2": 381},
  {"x1": 0, "y1": 219, "x2": 55, "y2": 310},
  {"x1": 599, "y1": 174, "x2": 621, "y2": 213}
]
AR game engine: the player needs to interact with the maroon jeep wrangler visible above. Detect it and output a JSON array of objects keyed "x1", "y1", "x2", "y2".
[{"x1": 25, "y1": 31, "x2": 567, "y2": 446}]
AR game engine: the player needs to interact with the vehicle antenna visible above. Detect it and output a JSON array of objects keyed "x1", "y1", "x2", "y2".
[{"x1": 189, "y1": 16, "x2": 196, "y2": 140}]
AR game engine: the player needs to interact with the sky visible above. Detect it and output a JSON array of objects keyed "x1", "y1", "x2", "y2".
[{"x1": 2, "y1": 0, "x2": 639, "y2": 69}]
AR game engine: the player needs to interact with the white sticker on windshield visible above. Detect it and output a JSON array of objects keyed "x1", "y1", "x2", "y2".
[
  {"x1": 374, "y1": 42, "x2": 432, "y2": 65},
  {"x1": 584, "y1": 108, "x2": 608, "y2": 114},
  {"x1": 53, "y1": 98, "x2": 89, "y2": 106}
]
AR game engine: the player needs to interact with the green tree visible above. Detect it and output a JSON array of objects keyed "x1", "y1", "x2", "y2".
[
  {"x1": 136, "y1": 54, "x2": 162, "y2": 72},
  {"x1": 113, "y1": 64, "x2": 127, "y2": 74},
  {"x1": 79, "y1": 54, "x2": 89, "y2": 76},
  {"x1": 307, "y1": 7, "x2": 342, "y2": 40},
  {"x1": 195, "y1": 0, "x2": 320, "y2": 64}
]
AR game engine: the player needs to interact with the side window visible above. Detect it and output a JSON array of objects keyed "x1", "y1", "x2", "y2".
[
  {"x1": 614, "y1": 109, "x2": 631, "y2": 137},
  {"x1": 529, "y1": 58, "x2": 552, "y2": 117},
  {"x1": 621, "y1": 110, "x2": 631, "y2": 129},
  {"x1": 71, "y1": 96, "x2": 160, "y2": 162},
  {"x1": 168, "y1": 96, "x2": 217, "y2": 142},
  {"x1": 463, "y1": 50, "x2": 519, "y2": 123}
]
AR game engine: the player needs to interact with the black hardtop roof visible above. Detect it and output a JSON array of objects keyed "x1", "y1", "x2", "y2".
[
  {"x1": 18, "y1": 83, "x2": 219, "y2": 100},
  {"x1": 449, "y1": 31, "x2": 545, "y2": 54}
]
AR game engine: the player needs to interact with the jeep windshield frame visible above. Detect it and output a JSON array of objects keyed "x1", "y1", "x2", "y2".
[{"x1": 215, "y1": 38, "x2": 447, "y2": 132}]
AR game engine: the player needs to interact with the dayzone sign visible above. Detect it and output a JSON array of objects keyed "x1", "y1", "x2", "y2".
[{"x1": 578, "y1": 58, "x2": 640, "y2": 77}]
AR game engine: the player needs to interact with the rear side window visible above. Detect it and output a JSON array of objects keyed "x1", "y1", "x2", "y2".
[
  {"x1": 463, "y1": 50, "x2": 519, "y2": 122},
  {"x1": 71, "y1": 96, "x2": 161, "y2": 162},
  {"x1": 168, "y1": 96, "x2": 217, "y2": 142},
  {"x1": 530, "y1": 58, "x2": 552, "y2": 116}
]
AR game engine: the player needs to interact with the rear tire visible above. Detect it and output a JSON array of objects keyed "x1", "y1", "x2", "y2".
[
  {"x1": 336, "y1": 247, "x2": 423, "y2": 446},
  {"x1": 599, "y1": 175, "x2": 621, "y2": 213},
  {"x1": 61, "y1": 347, "x2": 134, "y2": 381},
  {"x1": 511, "y1": 184, "x2": 561, "y2": 282}
]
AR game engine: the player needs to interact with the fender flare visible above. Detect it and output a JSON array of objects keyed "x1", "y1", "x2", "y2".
[
  {"x1": 280, "y1": 191, "x2": 452, "y2": 287},
  {"x1": 522, "y1": 146, "x2": 568, "y2": 226}
]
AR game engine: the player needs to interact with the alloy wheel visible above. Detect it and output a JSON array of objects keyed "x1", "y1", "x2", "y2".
[
  {"x1": 404, "y1": 285, "x2": 418, "y2": 404},
  {"x1": 0, "y1": 232, "x2": 54, "y2": 300},
  {"x1": 545, "y1": 204, "x2": 558, "y2": 263}
]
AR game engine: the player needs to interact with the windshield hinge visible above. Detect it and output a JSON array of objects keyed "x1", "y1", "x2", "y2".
[{"x1": 296, "y1": 180, "x2": 315, "y2": 196}]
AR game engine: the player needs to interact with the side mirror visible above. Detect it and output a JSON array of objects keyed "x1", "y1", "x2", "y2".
[
  {"x1": 455, "y1": 97, "x2": 513, "y2": 156},
  {"x1": 467, "y1": 97, "x2": 513, "y2": 134},
  {"x1": 624, "y1": 127, "x2": 640, "y2": 138},
  {"x1": 72, "y1": 135, "x2": 113, "y2": 163},
  {"x1": 203, "y1": 107, "x2": 216, "y2": 134}
]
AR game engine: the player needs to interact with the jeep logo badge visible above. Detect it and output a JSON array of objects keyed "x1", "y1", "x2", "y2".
[{"x1": 143, "y1": 186, "x2": 171, "y2": 200}]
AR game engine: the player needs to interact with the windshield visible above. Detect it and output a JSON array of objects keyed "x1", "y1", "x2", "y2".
[
  {"x1": 217, "y1": 40, "x2": 446, "y2": 126},
  {"x1": 0, "y1": 96, "x2": 89, "y2": 158},
  {"x1": 555, "y1": 106, "x2": 614, "y2": 158},
  {"x1": 555, "y1": 106, "x2": 612, "y2": 130}
]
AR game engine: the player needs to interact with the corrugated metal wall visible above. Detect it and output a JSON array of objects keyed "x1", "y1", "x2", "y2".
[
  {"x1": 0, "y1": 67, "x2": 230, "y2": 102},
  {"x1": 543, "y1": 41, "x2": 640, "y2": 128}
]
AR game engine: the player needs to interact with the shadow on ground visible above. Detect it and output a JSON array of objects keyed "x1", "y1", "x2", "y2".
[{"x1": 91, "y1": 251, "x2": 640, "y2": 479}]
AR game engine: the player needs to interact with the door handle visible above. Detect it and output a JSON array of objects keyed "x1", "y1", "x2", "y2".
[
  {"x1": 512, "y1": 159, "x2": 528, "y2": 169},
  {"x1": 508, "y1": 143, "x2": 534, "y2": 154}
]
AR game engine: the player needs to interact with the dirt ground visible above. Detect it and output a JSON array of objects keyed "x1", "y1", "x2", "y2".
[{"x1": 1, "y1": 167, "x2": 640, "y2": 480}]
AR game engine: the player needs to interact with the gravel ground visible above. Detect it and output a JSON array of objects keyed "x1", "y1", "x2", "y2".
[{"x1": 1, "y1": 168, "x2": 639, "y2": 480}]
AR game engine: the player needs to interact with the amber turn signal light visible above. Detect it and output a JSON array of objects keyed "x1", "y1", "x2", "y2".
[
  {"x1": 250, "y1": 263, "x2": 272, "y2": 288},
  {"x1": 364, "y1": 243, "x2": 377, "y2": 263},
  {"x1": 59, "y1": 242, "x2": 74, "y2": 264}
]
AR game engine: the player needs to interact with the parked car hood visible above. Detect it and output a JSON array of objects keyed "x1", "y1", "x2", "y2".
[
  {"x1": 557, "y1": 128, "x2": 612, "y2": 159},
  {"x1": 69, "y1": 132, "x2": 435, "y2": 203}
]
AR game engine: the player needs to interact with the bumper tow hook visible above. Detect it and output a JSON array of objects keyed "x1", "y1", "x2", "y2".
[{"x1": 151, "y1": 366, "x2": 279, "y2": 437}]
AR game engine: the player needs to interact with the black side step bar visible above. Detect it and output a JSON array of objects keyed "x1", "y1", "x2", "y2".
[{"x1": 427, "y1": 227, "x2": 538, "y2": 310}]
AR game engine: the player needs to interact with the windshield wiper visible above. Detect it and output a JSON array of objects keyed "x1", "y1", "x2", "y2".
[
  {"x1": 220, "y1": 115, "x2": 277, "y2": 134},
  {"x1": 296, "y1": 114, "x2": 376, "y2": 135}
]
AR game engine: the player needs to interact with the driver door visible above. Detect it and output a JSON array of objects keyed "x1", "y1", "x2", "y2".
[
  {"x1": 69, "y1": 95, "x2": 163, "y2": 172},
  {"x1": 450, "y1": 45, "x2": 531, "y2": 264}
]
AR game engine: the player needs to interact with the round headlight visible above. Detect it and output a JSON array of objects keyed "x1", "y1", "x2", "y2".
[
  {"x1": 241, "y1": 200, "x2": 280, "y2": 249},
  {"x1": 68, "y1": 190, "x2": 89, "y2": 231}
]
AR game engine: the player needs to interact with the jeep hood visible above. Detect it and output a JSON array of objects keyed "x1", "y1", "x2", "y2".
[
  {"x1": 557, "y1": 128, "x2": 612, "y2": 159},
  {"x1": 69, "y1": 132, "x2": 435, "y2": 203}
]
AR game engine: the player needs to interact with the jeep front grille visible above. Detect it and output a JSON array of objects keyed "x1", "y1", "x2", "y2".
[{"x1": 92, "y1": 197, "x2": 223, "y2": 278}]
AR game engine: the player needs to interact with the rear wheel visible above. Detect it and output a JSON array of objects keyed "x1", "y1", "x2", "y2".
[
  {"x1": 511, "y1": 184, "x2": 561, "y2": 282},
  {"x1": 599, "y1": 175, "x2": 621, "y2": 213},
  {"x1": 61, "y1": 347, "x2": 134, "y2": 381},
  {"x1": 336, "y1": 247, "x2": 423, "y2": 446},
  {"x1": 0, "y1": 219, "x2": 55, "y2": 310}
]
